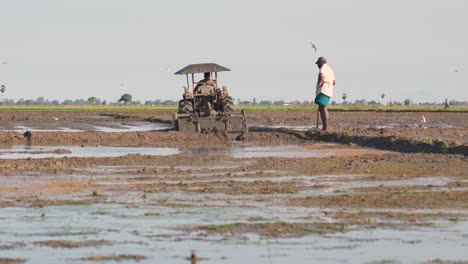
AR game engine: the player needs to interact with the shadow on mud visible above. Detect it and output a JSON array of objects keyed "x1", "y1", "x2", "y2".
[{"x1": 248, "y1": 126, "x2": 468, "y2": 156}]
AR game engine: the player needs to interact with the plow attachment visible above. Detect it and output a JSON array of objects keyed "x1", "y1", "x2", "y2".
[{"x1": 173, "y1": 110, "x2": 247, "y2": 134}]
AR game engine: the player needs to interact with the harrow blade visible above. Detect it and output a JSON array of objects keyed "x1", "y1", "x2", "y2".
[{"x1": 173, "y1": 110, "x2": 247, "y2": 134}]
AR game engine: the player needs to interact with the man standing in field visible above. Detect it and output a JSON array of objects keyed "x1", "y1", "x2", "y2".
[{"x1": 315, "y1": 57, "x2": 335, "y2": 131}]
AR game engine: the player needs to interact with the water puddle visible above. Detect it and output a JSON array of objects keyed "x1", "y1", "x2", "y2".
[
  {"x1": 9, "y1": 125, "x2": 83, "y2": 133},
  {"x1": 320, "y1": 177, "x2": 453, "y2": 190},
  {"x1": 0, "y1": 131, "x2": 465, "y2": 263},
  {"x1": 93, "y1": 122, "x2": 172, "y2": 132},
  {"x1": 0, "y1": 146, "x2": 179, "y2": 159},
  {"x1": 78, "y1": 162, "x2": 253, "y2": 174},
  {"x1": 1, "y1": 167, "x2": 467, "y2": 263},
  {"x1": 298, "y1": 177, "x2": 466, "y2": 196},
  {"x1": 184, "y1": 143, "x2": 387, "y2": 159},
  {"x1": 0, "y1": 204, "x2": 467, "y2": 263},
  {"x1": 1, "y1": 122, "x2": 172, "y2": 133},
  {"x1": 231, "y1": 145, "x2": 335, "y2": 158},
  {"x1": 0, "y1": 143, "x2": 385, "y2": 160},
  {"x1": 367, "y1": 123, "x2": 466, "y2": 129},
  {"x1": 253, "y1": 125, "x2": 316, "y2": 131}
]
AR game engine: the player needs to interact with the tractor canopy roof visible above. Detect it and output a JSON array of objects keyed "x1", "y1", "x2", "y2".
[{"x1": 174, "y1": 63, "x2": 231, "y2": 75}]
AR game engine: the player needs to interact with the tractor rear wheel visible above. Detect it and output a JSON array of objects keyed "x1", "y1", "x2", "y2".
[
  {"x1": 221, "y1": 96, "x2": 235, "y2": 112},
  {"x1": 178, "y1": 100, "x2": 194, "y2": 114}
]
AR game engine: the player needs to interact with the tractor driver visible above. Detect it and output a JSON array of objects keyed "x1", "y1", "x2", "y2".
[{"x1": 194, "y1": 72, "x2": 215, "y2": 93}]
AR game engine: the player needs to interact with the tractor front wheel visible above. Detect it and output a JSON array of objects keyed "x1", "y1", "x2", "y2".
[{"x1": 178, "y1": 100, "x2": 194, "y2": 114}]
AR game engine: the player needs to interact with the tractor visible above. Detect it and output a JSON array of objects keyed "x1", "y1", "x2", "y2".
[{"x1": 172, "y1": 63, "x2": 247, "y2": 134}]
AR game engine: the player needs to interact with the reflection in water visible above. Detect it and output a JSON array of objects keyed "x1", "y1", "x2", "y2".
[{"x1": 0, "y1": 146, "x2": 179, "y2": 159}]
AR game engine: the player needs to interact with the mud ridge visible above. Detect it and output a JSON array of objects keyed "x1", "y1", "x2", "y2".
[
  {"x1": 249, "y1": 127, "x2": 467, "y2": 155},
  {"x1": 0, "y1": 131, "x2": 229, "y2": 146}
]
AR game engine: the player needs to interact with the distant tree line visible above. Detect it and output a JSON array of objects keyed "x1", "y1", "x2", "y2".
[
  {"x1": 1, "y1": 96, "x2": 467, "y2": 106},
  {"x1": 1, "y1": 97, "x2": 114, "y2": 106},
  {"x1": 1, "y1": 94, "x2": 176, "y2": 106},
  {"x1": 144, "y1": 99, "x2": 179, "y2": 106},
  {"x1": 237, "y1": 98, "x2": 468, "y2": 106},
  {"x1": 331, "y1": 99, "x2": 468, "y2": 106}
]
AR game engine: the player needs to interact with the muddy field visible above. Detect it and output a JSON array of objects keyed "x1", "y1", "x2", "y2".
[{"x1": 0, "y1": 110, "x2": 467, "y2": 263}]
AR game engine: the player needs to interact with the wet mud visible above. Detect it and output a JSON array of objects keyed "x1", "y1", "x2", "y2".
[
  {"x1": 0, "y1": 259, "x2": 28, "y2": 264},
  {"x1": 34, "y1": 240, "x2": 112, "y2": 248},
  {"x1": 0, "y1": 110, "x2": 467, "y2": 263},
  {"x1": 182, "y1": 221, "x2": 351, "y2": 238},
  {"x1": 78, "y1": 255, "x2": 147, "y2": 262}
]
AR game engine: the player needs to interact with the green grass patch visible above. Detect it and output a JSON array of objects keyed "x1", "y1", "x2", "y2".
[
  {"x1": 1, "y1": 104, "x2": 467, "y2": 113},
  {"x1": 237, "y1": 104, "x2": 468, "y2": 113},
  {"x1": 0, "y1": 105, "x2": 177, "y2": 112},
  {"x1": 245, "y1": 216, "x2": 267, "y2": 222},
  {"x1": 205, "y1": 224, "x2": 236, "y2": 232}
]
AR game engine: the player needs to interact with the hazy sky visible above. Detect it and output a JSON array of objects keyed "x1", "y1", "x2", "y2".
[{"x1": 0, "y1": 0, "x2": 467, "y2": 103}]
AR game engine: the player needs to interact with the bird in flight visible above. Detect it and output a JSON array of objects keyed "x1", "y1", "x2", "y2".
[
  {"x1": 452, "y1": 64, "x2": 464, "y2": 73},
  {"x1": 161, "y1": 66, "x2": 171, "y2": 73},
  {"x1": 309, "y1": 42, "x2": 317, "y2": 53}
]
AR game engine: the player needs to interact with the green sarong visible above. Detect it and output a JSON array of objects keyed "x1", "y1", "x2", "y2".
[{"x1": 315, "y1": 93, "x2": 330, "y2": 107}]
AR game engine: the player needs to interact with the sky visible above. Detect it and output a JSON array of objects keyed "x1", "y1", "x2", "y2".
[{"x1": 0, "y1": 0, "x2": 467, "y2": 103}]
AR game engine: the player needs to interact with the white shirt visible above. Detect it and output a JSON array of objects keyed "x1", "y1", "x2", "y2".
[{"x1": 316, "y1": 63, "x2": 335, "y2": 97}]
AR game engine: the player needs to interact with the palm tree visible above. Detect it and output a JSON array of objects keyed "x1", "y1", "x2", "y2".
[
  {"x1": 0, "y1": 85, "x2": 5, "y2": 105},
  {"x1": 118, "y1": 93, "x2": 132, "y2": 104}
]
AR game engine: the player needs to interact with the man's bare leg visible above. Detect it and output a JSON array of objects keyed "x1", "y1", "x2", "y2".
[{"x1": 319, "y1": 105, "x2": 329, "y2": 131}]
